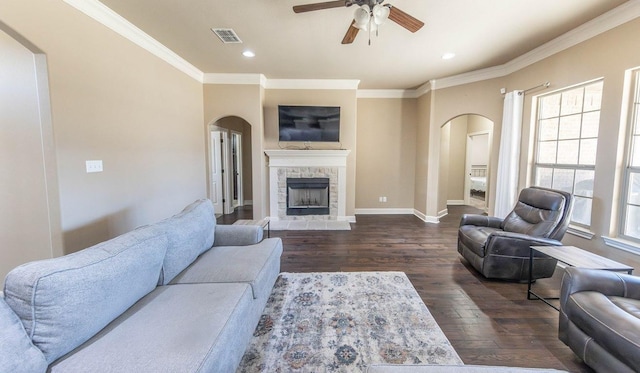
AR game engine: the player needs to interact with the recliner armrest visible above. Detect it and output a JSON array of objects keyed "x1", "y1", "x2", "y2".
[
  {"x1": 560, "y1": 267, "x2": 640, "y2": 310},
  {"x1": 459, "y1": 214, "x2": 503, "y2": 228},
  {"x1": 485, "y1": 231, "x2": 562, "y2": 256},
  {"x1": 213, "y1": 225, "x2": 263, "y2": 246}
]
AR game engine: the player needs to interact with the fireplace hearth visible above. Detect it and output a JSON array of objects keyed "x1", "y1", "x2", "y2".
[{"x1": 286, "y1": 178, "x2": 330, "y2": 216}]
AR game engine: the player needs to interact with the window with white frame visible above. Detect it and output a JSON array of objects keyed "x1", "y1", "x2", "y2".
[
  {"x1": 622, "y1": 69, "x2": 640, "y2": 241},
  {"x1": 533, "y1": 80, "x2": 603, "y2": 227}
]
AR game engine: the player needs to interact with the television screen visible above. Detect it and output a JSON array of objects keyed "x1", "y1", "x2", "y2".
[{"x1": 278, "y1": 105, "x2": 340, "y2": 142}]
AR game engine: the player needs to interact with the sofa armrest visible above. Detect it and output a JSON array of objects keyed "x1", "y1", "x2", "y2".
[
  {"x1": 485, "y1": 231, "x2": 561, "y2": 257},
  {"x1": 213, "y1": 225, "x2": 263, "y2": 246},
  {"x1": 459, "y1": 214, "x2": 503, "y2": 228}
]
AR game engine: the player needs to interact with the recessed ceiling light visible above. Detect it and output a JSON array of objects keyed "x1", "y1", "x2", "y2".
[
  {"x1": 242, "y1": 50, "x2": 255, "y2": 58},
  {"x1": 442, "y1": 52, "x2": 456, "y2": 60}
]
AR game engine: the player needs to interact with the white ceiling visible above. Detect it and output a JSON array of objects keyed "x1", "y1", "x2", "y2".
[{"x1": 97, "y1": 0, "x2": 629, "y2": 89}]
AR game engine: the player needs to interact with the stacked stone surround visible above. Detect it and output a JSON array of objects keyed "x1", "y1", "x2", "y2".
[{"x1": 277, "y1": 167, "x2": 338, "y2": 220}]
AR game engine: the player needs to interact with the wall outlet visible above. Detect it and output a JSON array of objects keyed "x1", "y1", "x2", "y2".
[
  {"x1": 86, "y1": 160, "x2": 103, "y2": 173},
  {"x1": 379, "y1": 196, "x2": 387, "y2": 203}
]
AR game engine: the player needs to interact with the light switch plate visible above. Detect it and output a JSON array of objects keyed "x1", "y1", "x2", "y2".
[{"x1": 86, "y1": 160, "x2": 103, "y2": 173}]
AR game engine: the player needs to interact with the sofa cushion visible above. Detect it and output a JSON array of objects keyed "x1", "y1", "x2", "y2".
[
  {"x1": 3, "y1": 224, "x2": 168, "y2": 364},
  {"x1": 565, "y1": 291, "x2": 640, "y2": 369},
  {"x1": 49, "y1": 283, "x2": 259, "y2": 373},
  {"x1": 170, "y1": 237, "x2": 283, "y2": 300},
  {"x1": 157, "y1": 199, "x2": 216, "y2": 285},
  {"x1": 0, "y1": 297, "x2": 47, "y2": 373}
]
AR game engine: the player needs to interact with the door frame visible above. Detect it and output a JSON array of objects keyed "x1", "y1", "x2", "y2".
[
  {"x1": 231, "y1": 131, "x2": 243, "y2": 208},
  {"x1": 209, "y1": 126, "x2": 233, "y2": 215}
]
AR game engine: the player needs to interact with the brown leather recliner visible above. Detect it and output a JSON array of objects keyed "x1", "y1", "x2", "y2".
[
  {"x1": 457, "y1": 186, "x2": 573, "y2": 281},
  {"x1": 560, "y1": 267, "x2": 640, "y2": 373}
]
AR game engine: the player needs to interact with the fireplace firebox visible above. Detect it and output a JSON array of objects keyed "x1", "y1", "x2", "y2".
[{"x1": 286, "y1": 178, "x2": 330, "y2": 216}]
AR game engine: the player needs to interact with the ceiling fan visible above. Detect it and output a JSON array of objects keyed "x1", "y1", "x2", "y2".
[{"x1": 293, "y1": 0, "x2": 424, "y2": 44}]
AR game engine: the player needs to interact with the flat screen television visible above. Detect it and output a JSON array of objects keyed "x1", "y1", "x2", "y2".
[{"x1": 278, "y1": 105, "x2": 340, "y2": 142}]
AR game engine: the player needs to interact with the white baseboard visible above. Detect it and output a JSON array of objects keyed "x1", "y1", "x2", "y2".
[
  {"x1": 243, "y1": 200, "x2": 253, "y2": 205},
  {"x1": 438, "y1": 209, "x2": 448, "y2": 218},
  {"x1": 413, "y1": 209, "x2": 439, "y2": 223},
  {"x1": 447, "y1": 200, "x2": 465, "y2": 205},
  {"x1": 354, "y1": 208, "x2": 414, "y2": 215}
]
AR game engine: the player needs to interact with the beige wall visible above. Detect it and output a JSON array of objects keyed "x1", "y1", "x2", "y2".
[
  {"x1": 0, "y1": 27, "x2": 62, "y2": 284},
  {"x1": 446, "y1": 117, "x2": 469, "y2": 204},
  {"x1": 506, "y1": 18, "x2": 640, "y2": 258},
  {"x1": 356, "y1": 98, "x2": 417, "y2": 209},
  {"x1": 1, "y1": 1, "x2": 206, "y2": 254},
  {"x1": 263, "y1": 89, "x2": 357, "y2": 218},
  {"x1": 414, "y1": 91, "x2": 432, "y2": 216}
]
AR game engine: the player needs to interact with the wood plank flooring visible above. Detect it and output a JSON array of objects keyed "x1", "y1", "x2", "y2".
[{"x1": 219, "y1": 205, "x2": 593, "y2": 372}]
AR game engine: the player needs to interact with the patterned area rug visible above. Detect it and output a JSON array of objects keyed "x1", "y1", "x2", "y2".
[{"x1": 238, "y1": 272, "x2": 462, "y2": 372}]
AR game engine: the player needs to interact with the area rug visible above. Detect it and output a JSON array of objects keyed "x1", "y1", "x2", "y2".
[
  {"x1": 237, "y1": 272, "x2": 462, "y2": 372},
  {"x1": 269, "y1": 220, "x2": 351, "y2": 231}
]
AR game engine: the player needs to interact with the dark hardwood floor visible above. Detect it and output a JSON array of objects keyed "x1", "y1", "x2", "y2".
[{"x1": 218, "y1": 205, "x2": 593, "y2": 372}]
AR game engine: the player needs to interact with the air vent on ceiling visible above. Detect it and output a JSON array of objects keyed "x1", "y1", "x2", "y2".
[{"x1": 211, "y1": 28, "x2": 242, "y2": 44}]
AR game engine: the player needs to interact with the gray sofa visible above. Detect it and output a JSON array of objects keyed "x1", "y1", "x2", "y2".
[
  {"x1": 559, "y1": 267, "x2": 640, "y2": 373},
  {"x1": 0, "y1": 199, "x2": 282, "y2": 373}
]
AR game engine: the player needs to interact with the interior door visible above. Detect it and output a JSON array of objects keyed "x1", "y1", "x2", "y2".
[{"x1": 210, "y1": 130, "x2": 224, "y2": 214}]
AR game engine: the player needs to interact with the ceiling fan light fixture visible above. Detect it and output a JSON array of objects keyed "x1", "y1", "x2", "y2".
[
  {"x1": 353, "y1": 5, "x2": 371, "y2": 30},
  {"x1": 372, "y1": 4, "x2": 389, "y2": 25}
]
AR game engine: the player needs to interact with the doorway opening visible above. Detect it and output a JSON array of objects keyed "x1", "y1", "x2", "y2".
[
  {"x1": 440, "y1": 114, "x2": 493, "y2": 212},
  {"x1": 208, "y1": 116, "x2": 252, "y2": 216}
]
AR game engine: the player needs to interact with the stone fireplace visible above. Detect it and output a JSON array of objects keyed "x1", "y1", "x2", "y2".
[{"x1": 265, "y1": 149, "x2": 350, "y2": 221}]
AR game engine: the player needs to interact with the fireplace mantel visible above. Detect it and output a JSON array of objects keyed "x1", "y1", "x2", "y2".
[
  {"x1": 264, "y1": 149, "x2": 350, "y2": 167},
  {"x1": 265, "y1": 149, "x2": 350, "y2": 221}
]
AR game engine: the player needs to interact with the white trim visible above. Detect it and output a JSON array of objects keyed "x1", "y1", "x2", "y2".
[
  {"x1": 63, "y1": 0, "x2": 203, "y2": 82},
  {"x1": 344, "y1": 216, "x2": 357, "y2": 223},
  {"x1": 203, "y1": 73, "x2": 266, "y2": 86},
  {"x1": 243, "y1": 200, "x2": 253, "y2": 205},
  {"x1": 355, "y1": 208, "x2": 414, "y2": 215},
  {"x1": 438, "y1": 209, "x2": 448, "y2": 218},
  {"x1": 413, "y1": 209, "x2": 439, "y2": 223},
  {"x1": 265, "y1": 79, "x2": 360, "y2": 90},
  {"x1": 447, "y1": 200, "x2": 465, "y2": 206},
  {"x1": 428, "y1": 1, "x2": 640, "y2": 93},
  {"x1": 603, "y1": 236, "x2": 640, "y2": 255},
  {"x1": 566, "y1": 225, "x2": 596, "y2": 240},
  {"x1": 69, "y1": 1, "x2": 640, "y2": 93},
  {"x1": 356, "y1": 90, "x2": 417, "y2": 99}
]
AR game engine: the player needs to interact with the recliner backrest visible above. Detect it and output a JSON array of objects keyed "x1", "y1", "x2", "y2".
[{"x1": 501, "y1": 186, "x2": 573, "y2": 240}]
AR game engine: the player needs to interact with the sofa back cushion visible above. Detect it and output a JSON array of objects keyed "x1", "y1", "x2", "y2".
[
  {"x1": 502, "y1": 187, "x2": 566, "y2": 238},
  {"x1": 0, "y1": 297, "x2": 47, "y2": 373},
  {"x1": 157, "y1": 199, "x2": 216, "y2": 285},
  {"x1": 3, "y1": 224, "x2": 167, "y2": 364}
]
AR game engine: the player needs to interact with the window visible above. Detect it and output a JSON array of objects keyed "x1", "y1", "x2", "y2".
[
  {"x1": 622, "y1": 70, "x2": 640, "y2": 241},
  {"x1": 533, "y1": 80, "x2": 603, "y2": 227}
]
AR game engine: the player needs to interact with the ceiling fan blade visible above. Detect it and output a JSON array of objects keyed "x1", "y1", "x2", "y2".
[
  {"x1": 341, "y1": 21, "x2": 359, "y2": 44},
  {"x1": 293, "y1": 0, "x2": 345, "y2": 13},
  {"x1": 387, "y1": 6, "x2": 424, "y2": 33}
]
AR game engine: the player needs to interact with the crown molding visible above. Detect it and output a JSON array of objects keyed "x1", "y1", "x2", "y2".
[
  {"x1": 356, "y1": 89, "x2": 417, "y2": 99},
  {"x1": 63, "y1": 0, "x2": 204, "y2": 82},
  {"x1": 67, "y1": 0, "x2": 639, "y2": 93},
  {"x1": 203, "y1": 73, "x2": 266, "y2": 86},
  {"x1": 428, "y1": 1, "x2": 640, "y2": 94},
  {"x1": 265, "y1": 79, "x2": 360, "y2": 90}
]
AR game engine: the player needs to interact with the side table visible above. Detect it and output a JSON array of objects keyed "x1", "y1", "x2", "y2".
[{"x1": 528, "y1": 245, "x2": 633, "y2": 311}]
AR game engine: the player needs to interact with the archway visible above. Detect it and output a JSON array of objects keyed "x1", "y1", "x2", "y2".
[
  {"x1": 439, "y1": 114, "x2": 494, "y2": 214},
  {"x1": 208, "y1": 116, "x2": 253, "y2": 216}
]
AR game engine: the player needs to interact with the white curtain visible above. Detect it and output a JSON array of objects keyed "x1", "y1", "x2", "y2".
[{"x1": 494, "y1": 90, "x2": 524, "y2": 218}]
